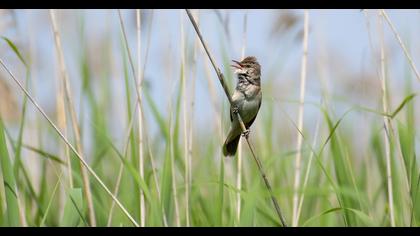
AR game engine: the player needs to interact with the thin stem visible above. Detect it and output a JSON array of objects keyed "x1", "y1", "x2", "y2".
[
  {"x1": 52, "y1": 42, "x2": 72, "y2": 189},
  {"x1": 292, "y1": 9, "x2": 309, "y2": 227},
  {"x1": 143, "y1": 115, "x2": 169, "y2": 227},
  {"x1": 169, "y1": 111, "x2": 181, "y2": 227},
  {"x1": 136, "y1": 9, "x2": 146, "y2": 227},
  {"x1": 180, "y1": 10, "x2": 190, "y2": 227},
  {"x1": 295, "y1": 110, "x2": 321, "y2": 224},
  {"x1": 117, "y1": 10, "x2": 144, "y2": 109},
  {"x1": 236, "y1": 10, "x2": 248, "y2": 225},
  {"x1": 378, "y1": 10, "x2": 396, "y2": 227},
  {"x1": 185, "y1": 10, "x2": 232, "y2": 104},
  {"x1": 381, "y1": 9, "x2": 420, "y2": 82},
  {"x1": 138, "y1": 10, "x2": 169, "y2": 226},
  {"x1": 117, "y1": 9, "x2": 150, "y2": 226},
  {"x1": 49, "y1": 10, "x2": 96, "y2": 226},
  {"x1": 185, "y1": 9, "x2": 287, "y2": 227},
  {"x1": 106, "y1": 102, "x2": 138, "y2": 226},
  {"x1": 187, "y1": 9, "x2": 199, "y2": 228},
  {"x1": 0, "y1": 58, "x2": 139, "y2": 227}
]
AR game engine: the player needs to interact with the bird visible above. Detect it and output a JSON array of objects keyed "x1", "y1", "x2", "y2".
[{"x1": 223, "y1": 56, "x2": 262, "y2": 156}]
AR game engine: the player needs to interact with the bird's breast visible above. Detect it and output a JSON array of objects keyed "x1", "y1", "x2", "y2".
[{"x1": 231, "y1": 87, "x2": 261, "y2": 124}]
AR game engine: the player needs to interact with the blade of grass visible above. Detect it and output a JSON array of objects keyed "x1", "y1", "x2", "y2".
[
  {"x1": 61, "y1": 188, "x2": 87, "y2": 226},
  {"x1": 21, "y1": 144, "x2": 66, "y2": 166},
  {"x1": 0, "y1": 118, "x2": 20, "y2": 226},
  {"x1": 1, "y1": 35, "x2": 30, "y2": 226},
  {"x1": 40, "y1": 172, "x2": 63, "y2": 226},
  {"x1": 302, "y1": 207, "x2": 376, "y2": 226},
  {"x1": 0, "y1": 36, "x2": 27, "y2": 68}
]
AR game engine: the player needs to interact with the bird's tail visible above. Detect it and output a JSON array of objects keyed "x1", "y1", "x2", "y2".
[{"x1": 223, "y1": 133, "x2": 241, "y2": 156}]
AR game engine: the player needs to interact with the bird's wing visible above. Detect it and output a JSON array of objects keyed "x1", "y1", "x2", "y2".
[{"x1": 245, "y1": 98, "x2": 262, "y2": 129}]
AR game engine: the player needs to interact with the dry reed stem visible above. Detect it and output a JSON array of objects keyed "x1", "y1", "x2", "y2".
[
  {"x1": 117, "y1": 10, "x2": 144, "y2": 109},
  {"x1": 381, "y1": 9, "x2": 420, "y2": 82},
  {"x1": 292, "y1": 9, "x2": 309, "y2": 227},
  {"x1": 141, "y1": 108, "x2": 169, "y2": 226},
  {"x1": 136, "y1": 9, "x2": 146, "y2": 227},
  {"x1": 180, "y1": 10, "x2": 190, "y2": 226},
  {"x1": 186, "y1": 9, "x2": 287, "y2": 227},
  {"x1": 168, "y1": 103, "x2": 181, "y2": 227},
  {"x1": 49, "y1": 9, "x2": 96, "y2": 226},
  {"x1": 236, "y1": 9, "x2": 248, "y2": 225},
  {"x1": 117, "y1": 10, "x2": 149, "y2": 226},
  {"x1": 56, "y1": 69, "x2": 73, "y2": 189},
  {"x1": 187, "y1": 9, "x2": 199, "y2": 228},
  {"x1": 0, "y1": 58, "x2": 140, "y2": 227},
  {"x1": 138, "y1": 9, "x2": 169, "y2": 227},
  {"x1": 365, "y1": 9, "x2": 412, "y2": 225},
  {"x1": 378, "y1": 10, "x2": 396, "y2": 227}
]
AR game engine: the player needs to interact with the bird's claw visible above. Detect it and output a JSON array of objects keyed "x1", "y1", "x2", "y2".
[
  {"x1": 242, "y1": 129, "x2": 250, "y2": 139},
  {"x1": 232, "y1": 106, "x2": 239, "y2": 114}
]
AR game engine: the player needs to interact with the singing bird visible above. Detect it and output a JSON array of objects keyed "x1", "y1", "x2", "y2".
[{"x1": 223, "y1": 56, "x2": 262, "y2": 156}]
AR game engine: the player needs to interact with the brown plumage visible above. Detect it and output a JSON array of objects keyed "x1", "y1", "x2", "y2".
[{"x1": 223, "y1": 56, "x2": 262, "y2": 156}]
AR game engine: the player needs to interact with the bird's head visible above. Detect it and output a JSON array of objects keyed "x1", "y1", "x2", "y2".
[{"x1": 231, "y1": 56, "x2": 261, "y2": 85}]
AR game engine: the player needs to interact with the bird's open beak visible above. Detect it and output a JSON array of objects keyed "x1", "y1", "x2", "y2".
[{"x1": 230, "y1": 60, "x2": 243, "y2": 69}]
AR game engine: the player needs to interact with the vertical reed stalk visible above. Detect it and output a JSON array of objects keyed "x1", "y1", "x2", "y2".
[
  {"x1": 292, "y1": 9, "x2": 309, "y2": 227},
  {"x1": 49, "y1": 9, "x2": 96, "y2": 226},
  {"x1": 180, "y1": 10, "x2": 190, "y2": 226},
  {"x1": 169, "y1": 111, "x2": 181, "y2": 227},
  {"x1": 144, "y1": 131, "x2": 169, "y2": 227},
  {"x1": 186, "y1": 9, "x2": 199, "y2": 227},
  {"x1": 378, "y1": 10, "x2": 396, "y2": 227},
  {"x1": 142, "y1": 109, "x2": 169, "y2": 227},
  {"x1": 295, "y1": 112, "x2": 321, "y2": 224},
  {"x1": 139, "y1": 10, "x2": 168, "y2": 226},
  {"x1": 236, "y1": 10, "x2": 248, "y2": 225},
  {"x1": 136, "y1": 9, "x2": 146, "y2": 227}
]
